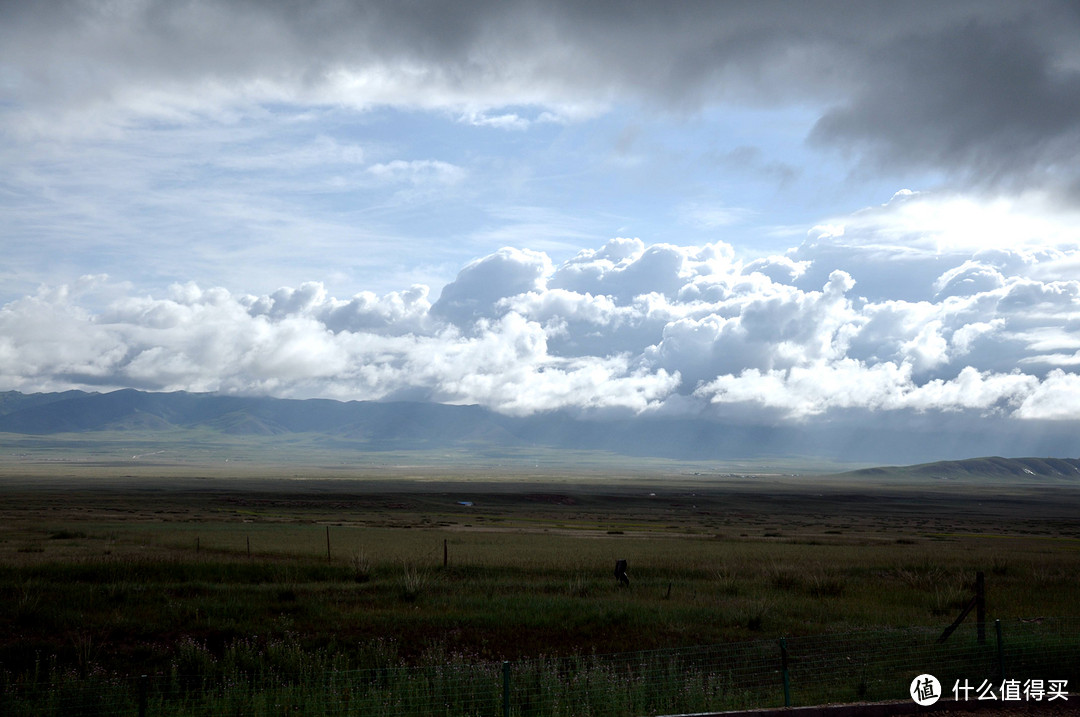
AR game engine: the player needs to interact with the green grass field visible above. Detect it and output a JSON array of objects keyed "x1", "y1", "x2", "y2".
[{"x1": 0, "y1": 449, "x2": 1078, "y2": 713}]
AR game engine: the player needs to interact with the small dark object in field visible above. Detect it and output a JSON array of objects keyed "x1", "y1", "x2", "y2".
[
  {"x1": 614, "y1": 559, "x2": 630, "y2": 587},
  {"x1": 49, "y1": 530, "x2": 87, "y2": 540}
]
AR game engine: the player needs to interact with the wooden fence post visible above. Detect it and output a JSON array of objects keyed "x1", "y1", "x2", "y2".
[
  {"x1": 779, "y1": 637, "x2": 791, "y2": 707},
  {"x1": 502, "y1": 661, "x2": 511, "y2": 717},
  {"x1": 138, "y1": 674, "x2": 147, "y2": 717},
  {"x1": 995, "y1": 619, "x2": 1004, "y2": 680},
  {"x1": 937, "y1": 570, "x2": 987, "y2": 644},
  {"x1": 976, "y1": 571, "x2": 985, "y2": 644}
]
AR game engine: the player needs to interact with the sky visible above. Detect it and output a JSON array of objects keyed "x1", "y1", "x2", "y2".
[{"x1": 4, "y1": 0, "x2": 1080, "y2": 452}]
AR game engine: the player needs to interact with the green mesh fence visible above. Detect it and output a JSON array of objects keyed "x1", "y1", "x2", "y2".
[{"x1": 2, "y1": 617, "x2": 1077, "y2": 716}]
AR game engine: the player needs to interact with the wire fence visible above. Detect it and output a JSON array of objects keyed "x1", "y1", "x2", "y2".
[{"x1": 3, "y1": 617, "x2": 1077, "y2": 716}]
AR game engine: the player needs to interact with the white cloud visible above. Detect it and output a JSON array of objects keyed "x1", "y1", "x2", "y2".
[
  {"x1": 432, "y1": 247, "x2": 553, "y2": 324},
  {"x1": 934, "y1": 261, "x2": 1007, "y2": 298},
  {"x1": 696, "y1": 362, "x2": 1038, "y2": 419},
  {"x1": 791, "y1": 191, "x2": 1080, "y2": 302},
  {"x1": 4, "y1": 192, "x2": 1080, "y2": 429},
  {"x1": 743, "y1": 255, "x2": 810, "y2": 285},
  {"x1": 458, "y1": 111, "x2": 531, "y2": 130},
  {"x1": 1014, "y1": 369, "x2": 1080, "y2": 420},
  {"x1": 551, "y1": 239, "x2": 738, "y2": 303},
  {"x1": 365, "y1": 160, "x2": 465, "y2": 185}
]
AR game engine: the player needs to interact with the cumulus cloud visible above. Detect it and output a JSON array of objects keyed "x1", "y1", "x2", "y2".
[
  {"x1": 550, "y1": 239, "x2": 738, "y2": 303},
  {"x1": 432, "y1": 247, "x2": 554, "y2": 325},
  {"x1": 934, "y1": 261, "x2": 1007, "y2": 299},
  {"x1": 5, "y1": 190, "x2": 1080, "y2": 429}
]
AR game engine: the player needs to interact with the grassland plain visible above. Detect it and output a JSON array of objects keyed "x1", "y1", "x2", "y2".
[{"x1": 0, "y1": 444, "x2": 1079, "y2": 712}]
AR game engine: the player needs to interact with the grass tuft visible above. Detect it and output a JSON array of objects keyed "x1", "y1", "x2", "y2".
[
  {"x1": 567, "y1": 573, "x2": 590, "y2": 598},
  {"x1": 398, "y1": 563, "x2": 429, "y2": 602},
  {"x1": 352, "y1": 549, "x2": 372, "y2": 583}
]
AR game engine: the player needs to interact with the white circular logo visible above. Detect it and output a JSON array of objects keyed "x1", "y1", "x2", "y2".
[{"x1": 910, "y1": 674, "x2": 941, "y2": 706}]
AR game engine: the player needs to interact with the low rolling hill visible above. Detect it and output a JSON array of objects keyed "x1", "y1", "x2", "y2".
[{"x1": 844, "y1": 456, "x2": 1080, "y2": 481}]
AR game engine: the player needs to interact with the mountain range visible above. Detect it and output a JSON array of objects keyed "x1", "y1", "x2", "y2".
[{"x1": 1, "y1": 389, "x2": 1079, "y2": 467}]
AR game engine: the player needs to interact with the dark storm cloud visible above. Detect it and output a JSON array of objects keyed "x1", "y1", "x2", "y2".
[
  {"x1": 5, "y1": 1, "x2": 1078, "y2": 192},
  {"x1": 809, "y1": 12, "x2": 1080, "y2": 194}
]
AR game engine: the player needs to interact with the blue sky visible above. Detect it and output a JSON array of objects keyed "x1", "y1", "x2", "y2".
[
  {"x1": 3, "y1": 97, "x2": 908, "y2": 300},
  {"x1": 4, "y1": 0, "x2": 1080, "y2": 450}
]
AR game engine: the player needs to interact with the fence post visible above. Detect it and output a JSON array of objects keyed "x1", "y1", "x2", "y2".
[
  {"x1": 779, "y1": 637, "x2": 791, "y2": 707},
  {"x1": 976, "y1": 571, "x2": 986, "y2": 644},
  {"x1": 326, "y1": 526, "x2": 331, "y2": 565},
  {"x1": 995, "y1": 619, "x2": 1004, "y2": 681},
  {"x1": 138, "y1": 674, "x2": 147, "y2": 717},
  {"x1": 502, "y1": 661, "x2": 511, "y2": 717}
]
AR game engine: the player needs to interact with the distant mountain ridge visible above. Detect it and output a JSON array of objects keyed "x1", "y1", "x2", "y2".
[
  {"x1": 0, "y1": 389, "x2": 794, "y2": 460},
  {"x1": 0, "y1": 389, "x2": 515, "y2": 445},
  {"x1": 846, "y1": 456, "x2": 1080, "y2": 481},
  {"x1": 1, "y1": 389, "x2": 1079, "y2": 467}
]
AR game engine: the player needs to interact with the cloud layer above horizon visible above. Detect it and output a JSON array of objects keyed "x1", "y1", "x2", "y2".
[
  {"x1": 5, "y1": 1, "x2": 1079, "y2": 191},
  {"x1": 5, "y1": 190, "x2": 1080, "y2": 425},
  {"x1": 4, "y1": 1, "x2": 1080, "y2": 434}
]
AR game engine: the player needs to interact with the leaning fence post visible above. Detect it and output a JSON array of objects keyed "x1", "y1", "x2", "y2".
[
  {"x1": 995, "y1": 619, "x2": 1004, "y2": 681},
  {"x1": 779, "y1": 637, "x2": 791, "y2": 707},
  {"x1": 502, "y1": 661, "x2": 511, "y2": 717}
]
